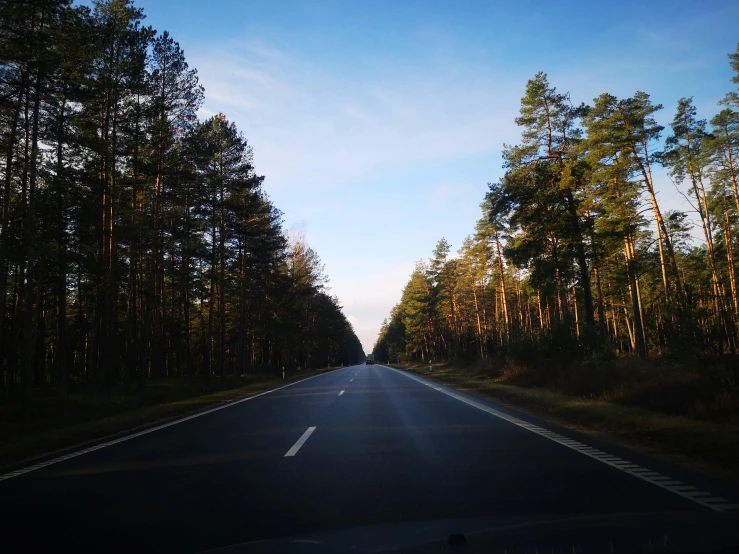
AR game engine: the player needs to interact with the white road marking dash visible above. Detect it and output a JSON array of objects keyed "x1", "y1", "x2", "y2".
[
  {"x1": 0, "y1": 370, "x2": 339, "y2": 482},
  {"x1": 284, "y1": 427, "x2": 317, "y2": 457}
]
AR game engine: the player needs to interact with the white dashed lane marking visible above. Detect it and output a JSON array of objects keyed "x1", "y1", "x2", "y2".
[
  {"x1": 338, "y1": 390, "x2": 345, "y2": 396},
  {"x1": 386, "y1": 365, "x2": 737, "y2": 513},
  {"x1": 0, "y1": 367, "x2": 356, "y2": 482},
  {"x1": 284, "y1": 427, "x2": 316, "y2": 457}
]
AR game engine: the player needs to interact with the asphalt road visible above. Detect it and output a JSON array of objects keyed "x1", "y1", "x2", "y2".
[{"x1": 1, "y1": 364, "x2": 737, "y2": 553}]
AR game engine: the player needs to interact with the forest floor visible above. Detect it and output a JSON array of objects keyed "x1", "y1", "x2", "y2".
[
  {"x1": 391, "y1": 360, "x2": 739, "y2": 484},
  {"x1": 0, "y1": 367, "x2": 341, "y2": 469}
]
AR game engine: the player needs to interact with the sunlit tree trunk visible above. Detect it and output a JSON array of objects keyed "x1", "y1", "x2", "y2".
[{"x1": 725, "y1": 211, "x2": 739, "y2": 318}]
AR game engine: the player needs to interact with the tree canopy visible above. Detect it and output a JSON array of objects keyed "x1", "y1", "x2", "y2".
[
  {"x1": 0, "y1": 0, "x2": 364, "y2": 418},
  {"x1": 375, "y1": 45, "x2": 739, "y2": 366}
]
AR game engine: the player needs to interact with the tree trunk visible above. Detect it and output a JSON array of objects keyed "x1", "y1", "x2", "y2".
[
  {"x1": 206, "y1": 181, "x2": 217, "y2": 376},
  {"x1": 564, "y1": 189, "x2": 595, "y2": 333},
  {"x1": 492, "y1": 227, "x2": 509, "y2": 340},
  {"x1": 624, "y1": 236, "x2": 647, "y2": 358},
  {"x1": 0, "y1": 71, "x2": 26, "y2": 384},
  {"x1": 472, "y1": 286, "x2": 483, "y2": 359},
  {"x1": 638, "y1": 151, "x2": 684, "y2": 304},
  {"x1": 22, "y1": 30, "x2": 45, "y2": 419},
  {"x1": 128, "y1": 92, "x2": 142, "y2": 382},
  {"x1": 592, "y1": 261, "x2": 607, "y2": 339},
  {"x1": 572, "y1": 286, "x2": 580, "y2": 338},
  {"x1": 684, "y1": 135, "x2": 729, "y2": 353},
  {"x1": 218, "y1": 177, "x2": 226, "y2": 377},
  {"x1": 55, "y1": 83, "x2": 68, "y2": 395},
  {"x1": 537, "y1": 291, "x2": 544, "y2": 330},
  {"x1": 721, "y1": 127, "x2": 739, "y2": 221},
  {"x1": 725, "y1": 211, "x2": 739, "y2": 319}
]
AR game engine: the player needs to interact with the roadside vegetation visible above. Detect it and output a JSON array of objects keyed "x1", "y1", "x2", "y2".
[
  {"x1": 375, "y1": 46, "x2": 739, "y2": 473},
  {"x1": 0, "y1": 0, "x2": 365, "y2": 435}
]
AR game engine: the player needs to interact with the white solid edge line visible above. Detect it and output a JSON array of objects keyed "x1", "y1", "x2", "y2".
[
  {"x1": 0, "y1": 368, "x2": 351, "y2": 483},
  {"x1": 338, "y1": 390, "x2": 345, "y2": 396},
  {"x1": 381, "y1": 365, "x2": 730, "y2": 513},
  {"x1": 284, "y1": 426, "x2": 317, "y2": 457}
]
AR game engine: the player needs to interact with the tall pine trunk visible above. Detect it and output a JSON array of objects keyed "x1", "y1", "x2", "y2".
[
  {"x1": 624, "y1": 236, "x2": 647, "y2": 358},
  {"x1": 55, "y1": 82, "x2": 68, "y2": 395},
  {"x1": 638, "y1": 151, "x2": 684, "y2": 305},
  {"x1": 492, "y1": 227, "x2": 509, "y2": 340},
  {"x1": 218, "y1": 175, "x2": 226, "y2": 377},
  {"x1": 724, "y1": 211, "x2": 739, "y2": 319},
  {"x1": 22, "y1": 22, "x2": 45, "y2": 418},
  {"x1": 0, "y1": 72, "x2": 27, "y2": 385}
]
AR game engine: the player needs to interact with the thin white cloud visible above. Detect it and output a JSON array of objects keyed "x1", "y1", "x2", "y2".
[{"x1": 189, "y1": 42, "x2": 520, "y2": 193}]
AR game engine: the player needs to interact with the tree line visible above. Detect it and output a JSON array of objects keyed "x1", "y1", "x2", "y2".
[
  {"x1": 0, "y1": 0, "x2": 364, "y2": 417},
  {"x1": 374, "y1": 45, "x2": 739, "y2": 366}
]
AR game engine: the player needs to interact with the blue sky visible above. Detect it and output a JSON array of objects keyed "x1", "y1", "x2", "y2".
[{"x1": 130, "y1": 0, "x2": 739, "y2": 352}]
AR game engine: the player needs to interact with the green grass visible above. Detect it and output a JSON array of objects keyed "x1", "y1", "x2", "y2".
[
  {"x1": 0, "y1": 368, "x2": 339, "y2": 468},
  {"x1": 393, "y1": 362, "x2": 739, "y2": 481}
]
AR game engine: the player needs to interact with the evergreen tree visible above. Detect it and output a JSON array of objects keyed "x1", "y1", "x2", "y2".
[{"x1": 0, "y1": 0, "x2": 364, "y2": 417}]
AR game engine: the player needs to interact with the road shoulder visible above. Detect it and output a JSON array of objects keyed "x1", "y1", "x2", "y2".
[
  {"x1": 388, "y1": 363, "x2": 739, "y2": 487},
  {"x1": 0, "y1": 368, "x2": 343, "y2": 473}
]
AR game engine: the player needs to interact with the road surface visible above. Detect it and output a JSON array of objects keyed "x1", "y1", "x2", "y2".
[{"x1": 1, "y1": 364, "x2": 737, "y2": 552}]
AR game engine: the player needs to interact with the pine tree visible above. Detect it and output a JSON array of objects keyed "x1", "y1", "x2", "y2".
[
  {"x1": 664, "y1": 98, "x2": 733, "y2": 352},
  {"x1": 0, "y1": 0, "x2": 365, "y2": 415}
]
